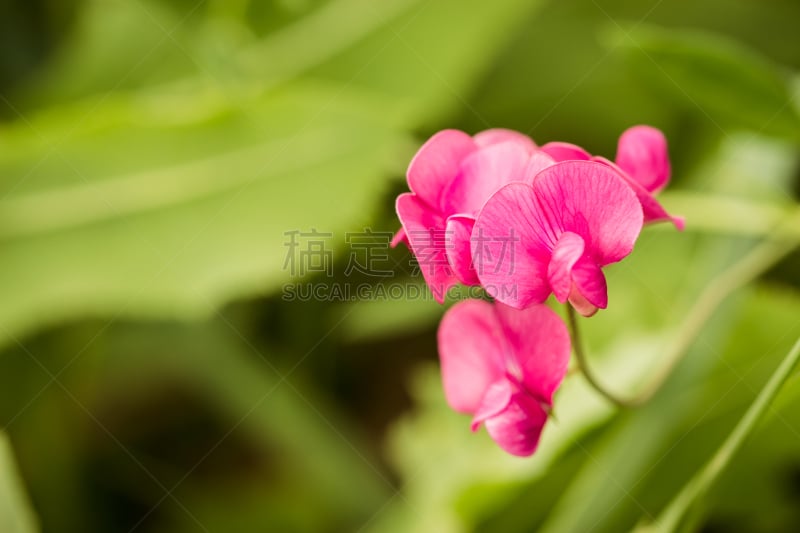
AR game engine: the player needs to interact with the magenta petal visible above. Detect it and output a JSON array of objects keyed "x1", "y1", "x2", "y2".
[
  {"x1": 524, "y1": 151, "x2": 557, "y2": 183},
  {"x1": 407, "y1": 130, "x2": 476, "y2": 210},
  {"x1": 540, "y1": 141, "x2": 591, "y2": 162},
  {"x1": 547, "y1": 232, "x2": 585, "y2": 303},
  {"x1": 669, "y1": 214, "x2": 686, "y2": 231},
  {"x1": 483, "y1": 388, "x2": 549, "y2": 457},
  {"x1": 471, "y1": 379, "x2": 513, "y2": 431},
  {"x1": 533, "y1": 161, "x2": 644, "y2": 265},
  {"x1": 441, "y1": 301, "x2": 569, "y2": 456},
  {"x1": 396, "y1": 193, "x2": 458, "y2": 303},
  {"x1": 444, "y1": 141, "x2": 532, "y2": 214},
  {"x1": 494, "y1": 303, "x2": 571, "y2": 401},
  {"x1": 568, "y1": 290, "x2": 598, "y2": 318},
  {"x1": 438, "y1": 300, "x2": 505, "y2": 413},
  {"x1": 390, "y1": 227, "x2": 407, "y2": 248},
  {"x1": 636, "y1": 186, "x2": 685, "y2": 229},
  {"x1": 472, "y1": 183, "x2": 552, "y2": 309},
  {"x1": 594, "y1": 157, "x2": 684, "y2": 230},
  {"x1": 473, "y1": 128, "x2": 537, "y2": 151},
  {"x1": 445, "y1": 215, "x2": 479, "y2": 286},
  {"x1": 571, "y1": 256, "x2": 607, "y2": 310},
  {"x1": 615, "y1": 125, "x2": 671, "y2": 194}
]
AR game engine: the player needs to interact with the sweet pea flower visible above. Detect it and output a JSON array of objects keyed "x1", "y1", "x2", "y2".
[
  {"x1": 472, "y1": 160, "x2": 643, "y2": 316},
  {"x1": 438, "y1": 299, "x2": 571, "y2": 456},
  {"x1": 394, "y1": 129, "x2": 555, "y2": 302},
  {"x1": 540, "y1": 125, "x2": 684, "y2": 229}
]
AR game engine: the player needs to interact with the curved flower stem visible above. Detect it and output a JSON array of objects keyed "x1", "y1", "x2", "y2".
[
  {"x1": 569, "y1": 214, "x2": 800, "y2": 408},
  {"x1": 567, "y1": 304, "x2": 643, "y2": 408}
]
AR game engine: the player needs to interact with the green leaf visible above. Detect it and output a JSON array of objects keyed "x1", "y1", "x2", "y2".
[
  {"x1": 17, "y1": 0, "x2": 543, "y2": 129},
  {"x1": 657, "y1": 192, "x2": 800, "y2": 239},
  {"x1": 0, "y1": 433, "x2": 38, "y2": 533},
  {"x1": 610, "y1": 25, "x2": 800, "y2": 142},
  {"x1": 0, "y1": 80, "x2": 409, "y2": 348},
  {"x1": 638, "y1": 335, "x2": 800, "y2": 533},
  {"x1": 306, "y1": 0, "x2": 545, "y2": 127},
  {"x1": 11, "y1": 0, "x2": 204, "y2": 109},
  {"x1": 238, "y1": 0, "x2": 424, "y2": 88}
]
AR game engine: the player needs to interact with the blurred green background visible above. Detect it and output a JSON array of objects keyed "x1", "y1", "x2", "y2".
[{"x1": 0, "y1": 0, "x2": 799, "y2": 532}]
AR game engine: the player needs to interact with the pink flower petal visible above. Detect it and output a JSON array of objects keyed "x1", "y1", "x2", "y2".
[
  {"x1": 615, "y1": 125, "x2": 671, "y2": 194},
  {"x1": 407, "y1": 130, "x2": 476, "y2": 210},
  {"x1": 594, "y1": 157, "x2": 684, "y2": 230},
  {"x1": 396, "y1": 193, "x2": 459, "y2": 303},
  {"x1": 483, "y1": 386, "x2": 549, "y2": 457},
  {"x1": 440, "y1": 301, "x2": 569, "y2": 456},
  {"x1": 540, "y1": 141, "x2": 592, "y2": 162},
  {"x1": 445, "y1": 215, "x2": 479, "y2": 286},
  {"x1": 438, "y1": 300, "x2": 505, "y2": 413},
  {"x1": 533, "y1": 161, "x2": 644, "y2": 265},
  {"x1": 471, "y1": 183, "x2": 552, "y2": 309},
  {"x1": 568, "y1": 289, "x2": 598, "y2": 318},
  {"x1": 570, "y1": 256, "x2": 607, "y2": 310},
  {"x1": 470, "y1": 379, "x2": 513, "y2": 431},
  {"x1": 547, "y1": 232, "x2": 586, "y2": 303},
  {"x1": 494, "y1": 303, "x2": 571, "y2": 401},
  {"x1": 474, "y1": 162, "x2": 642, "y2": 309},
  {"x1": 524, "y1": 151, "x2": 557, "y2": 182},
  {"x1": 473, "y1": 128, "x2": 537, "y2": 150},
  {"x1": 390, "y1": 227, "x2": 407, "y2": 248},
  {"x1": 443, "y1": 140, "x2": 533, "y2": 214},
  {"x1": 634, "y1": 186, "x2": 685, "y2": 230}
]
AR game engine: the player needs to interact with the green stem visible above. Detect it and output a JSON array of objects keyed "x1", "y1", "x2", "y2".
[
  {"x1": 567, "y1": 304, "x2": 640, "y2": 408},
  {"x1": 570, "y1": 217, "x2": 800, "y2": 408},
  {"x1": 635, "y1": 336, "x2": 800, "y2": 533}
]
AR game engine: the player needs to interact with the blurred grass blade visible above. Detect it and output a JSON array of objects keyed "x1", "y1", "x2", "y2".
[
  {"x1": 609, "y1": 25, "x2": 800, "y2": 142},
  {"x1": 0, "y1": 433, "x2": 38, "y2": 533},
  {"x1": 306, "y1": 0, "x2": 544, "y2": 127},
  {"x1": 238, "y1": 0, "x2": 421, "y2": 84},
  {"x1": 637, "y1": 336, "x2": 800, "y2": 533},
  {"x1": 657, "y1": 192, "x2": 800, "y2": 238}
]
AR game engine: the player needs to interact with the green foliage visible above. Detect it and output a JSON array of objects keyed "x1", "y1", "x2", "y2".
[
  {"x1": 0, "y1": 0, "x2": 799, "y2": 532},
  {"x1": 641, "y1": 336, "x2": 800, "y2": 532},
  {"x1": 0, "y1": 81, "x2": 409, "y2": 348},
  {"x1": 612, "y1": 25, "x2": 800, "y2": 143},
  {"x1": 0, "y1": 0, "x2": 544, "y2": 349},
  {"x1": 0, "y1": 434, "x2": 38, "y2": 533},
  {"x1": 0, "y1": 318, "x2": 392, "y2": 532}
]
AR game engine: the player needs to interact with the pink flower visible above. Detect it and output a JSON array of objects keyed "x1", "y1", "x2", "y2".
[
  {"x1": 394, "y1": 129, "x2": 555, "y2": 302},
  {"x1": 438, "y1": 299, "x2": 571, "y2": 456},
  {"x1": 472, "y1": 160, "x2": 643, "y2": 316},
  {"x1": 540, "y1": 125, "x2": 684, "y2": 229}
]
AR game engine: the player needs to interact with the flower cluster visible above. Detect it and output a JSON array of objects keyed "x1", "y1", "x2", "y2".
[{"x1": 394, "y1": 126, "x2": 682, "y2": 456}]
